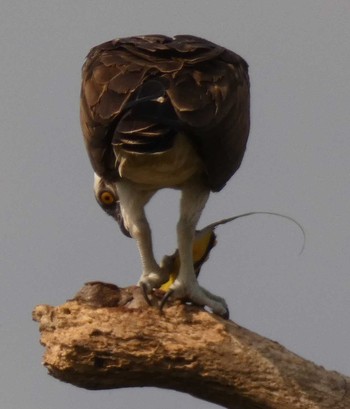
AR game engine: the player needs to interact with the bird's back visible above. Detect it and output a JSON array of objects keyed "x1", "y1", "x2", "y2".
[{"x1": 80, "y1": 35, "x2": 250, "y2": 191}]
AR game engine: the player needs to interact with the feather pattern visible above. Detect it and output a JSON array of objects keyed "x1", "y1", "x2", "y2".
[{"x1": 80, "y1": 34, "x2": 250, "y2": 191}]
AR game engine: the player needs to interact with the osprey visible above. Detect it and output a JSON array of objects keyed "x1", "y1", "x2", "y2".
[{"x1": 80, "y1": 35, "x2": 250, "y2": 317}]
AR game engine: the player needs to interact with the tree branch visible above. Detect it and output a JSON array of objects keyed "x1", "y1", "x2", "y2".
[{"x1": 33, "y1": 282, "x2": 350, "y2": 409}]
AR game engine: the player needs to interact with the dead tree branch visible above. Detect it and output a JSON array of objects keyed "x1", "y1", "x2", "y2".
[{"x1": 33, "y1": 282, "x2": 350, "y2": 409}]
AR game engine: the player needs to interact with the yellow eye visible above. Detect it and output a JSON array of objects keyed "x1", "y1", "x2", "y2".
[{"x1": 100, "y1": 191, "x2": 115, "y2": 205}]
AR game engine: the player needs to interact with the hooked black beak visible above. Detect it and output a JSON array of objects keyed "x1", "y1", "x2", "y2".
[{"x1": 112, "y1": 201, "x2": 132, "y2": 238}]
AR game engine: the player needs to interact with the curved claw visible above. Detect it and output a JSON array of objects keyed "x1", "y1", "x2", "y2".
[
  {"x1": 159, "y1": 287, "x2": 229, "y2": 319},
  {"x1": 221, "y1": 307, "x2": 230, "y2": 320},
  {"x1": 159, "y1": 289, "x2": 174, "y2": 312},
  {"x1": 140, "y1": 283, "x2": 153, "y2": 306}
]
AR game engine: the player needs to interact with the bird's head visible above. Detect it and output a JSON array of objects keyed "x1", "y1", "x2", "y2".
[{"x1": 93, "y1": 173, "x2": 131, "y2": 237}]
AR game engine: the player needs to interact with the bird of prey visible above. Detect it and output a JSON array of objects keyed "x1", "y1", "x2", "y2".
[{"x1": 80, "y1": 35, "x2": 250, "y2": 317}]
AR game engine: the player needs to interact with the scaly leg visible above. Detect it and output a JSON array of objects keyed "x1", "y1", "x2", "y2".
[
  {"x1": 162, "y1": 178, "x2": 229, "y2": 318},
  {"x1": 116, "y1": 180, "x2": 168, "y2": 290}
]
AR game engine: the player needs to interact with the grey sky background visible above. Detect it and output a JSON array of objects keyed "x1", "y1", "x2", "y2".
[{"x1": 1, "y1": 1, "x2": 349, "y2": 408}]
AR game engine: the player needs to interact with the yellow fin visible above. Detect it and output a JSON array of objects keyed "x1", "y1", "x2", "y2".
[
  {"x1": 159, "y1": 227, "x2": 216, "y2": 291},
  {"x1": 159, "y1": 212, "x2": 304, "y2": 292}
]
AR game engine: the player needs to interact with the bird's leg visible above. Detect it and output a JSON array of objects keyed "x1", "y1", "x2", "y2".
[
  {"x1": 116, "y1": 181, "x2": 168, "y2": 291},
  {"x1": 163, "y1": 179, "x2": 229, "y2": 318}
]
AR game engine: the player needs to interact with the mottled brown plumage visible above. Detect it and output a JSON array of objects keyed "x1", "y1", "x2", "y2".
[
  {"x1": 81, "y1": 34, "x2": 250, "y2": 192},
  {"x1": 80, "y1": 35, "x2": 250, "y2": 317}
]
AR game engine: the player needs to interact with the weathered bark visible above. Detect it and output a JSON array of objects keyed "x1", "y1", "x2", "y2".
[{"x1": 33, "y1": 282, "x2": 350, "y2": 409}]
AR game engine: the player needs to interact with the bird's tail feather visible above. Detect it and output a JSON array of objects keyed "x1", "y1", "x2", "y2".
[{"x1": 112, "y1": 78, "x2": 180, "y2": 154}]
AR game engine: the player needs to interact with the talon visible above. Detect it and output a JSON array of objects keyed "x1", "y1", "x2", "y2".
[
  {"x1": 221, "y1": 308, "x2": 230, "y2": 320},
  {"x1": 140, "y1": 283, "x2": 153, "y2": 306},
  {"x1": 159, "y1": 289, "x2": 174, "y2": 312}
]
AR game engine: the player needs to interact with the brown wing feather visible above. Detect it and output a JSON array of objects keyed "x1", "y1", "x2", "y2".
[{"x1": 80, "y1": 34, "x2": 250, "y2": 191}]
